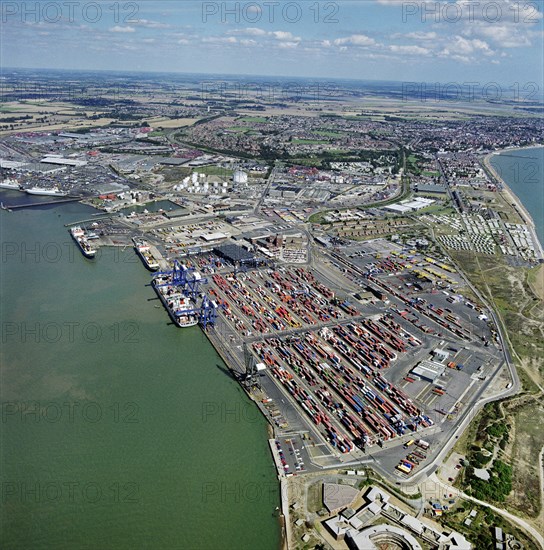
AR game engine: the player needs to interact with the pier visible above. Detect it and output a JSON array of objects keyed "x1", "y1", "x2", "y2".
[{"x1": 6, "y1": 197, "x2": 81, "y2": 210}]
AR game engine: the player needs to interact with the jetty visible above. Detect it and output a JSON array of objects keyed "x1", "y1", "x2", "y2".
[{"x1": 6, "y1": 197, "x2": 81, "y2": 210}]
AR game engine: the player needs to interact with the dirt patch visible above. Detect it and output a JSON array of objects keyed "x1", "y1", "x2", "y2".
[{"x1": 527, "y1": 264, "x2": 544, "y2": 302}]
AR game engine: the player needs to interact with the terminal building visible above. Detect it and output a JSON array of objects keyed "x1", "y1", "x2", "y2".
[{"x1": 324, "y1": 486, "x2": 471, "y2": 550}]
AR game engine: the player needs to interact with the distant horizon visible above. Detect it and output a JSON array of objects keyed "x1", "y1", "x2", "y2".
[{"x1": 3, "y1": 66, "x2": 544, "y2": 101}]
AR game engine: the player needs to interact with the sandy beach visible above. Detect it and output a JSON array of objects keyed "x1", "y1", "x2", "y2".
[{"x1": 483, "y1": 145, "x2": 544, "y2": 260}]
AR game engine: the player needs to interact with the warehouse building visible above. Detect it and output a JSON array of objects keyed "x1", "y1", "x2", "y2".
[
  {"x1": 213, "y1": 243, "x2": 255, "y2": 266},
  {"x1": 411, "y1": 360, "x2": 446, "y2": 382}
]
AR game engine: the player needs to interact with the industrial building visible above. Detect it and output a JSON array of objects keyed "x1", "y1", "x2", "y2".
[
  {"x1": 213, "y1": 243, "x2": 255, "y2": 266},
  {"x1": 384, "y1": 198, "x2": 435, "y2": 214},
  {"x1": 415, "y1": 183, "x2": 448, "y2": 195},
  {"x1": 411, "y1": 360, "x2": 446, "y2": 382}
]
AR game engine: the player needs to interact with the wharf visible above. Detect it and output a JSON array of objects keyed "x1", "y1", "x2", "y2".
[{"x1": 64, "y1": 215, "x2": 113, "y2": 227}]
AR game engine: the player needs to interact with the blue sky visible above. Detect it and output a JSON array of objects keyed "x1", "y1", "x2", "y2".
[{"x1": 1, "y1": 0, "x2": 543, "y2": 85}]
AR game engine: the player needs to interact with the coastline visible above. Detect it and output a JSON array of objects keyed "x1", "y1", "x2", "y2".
[{"x1": 483, "y1": 145, "x2": 544, "y2": 261}]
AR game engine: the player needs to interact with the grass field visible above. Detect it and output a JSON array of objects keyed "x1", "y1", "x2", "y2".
[
  {"x1": 193, "y1": 166, "x2": 233, "y2": 177},
  {"x1": 146, "y1": 117, "x2": 200, "y2": 128},
  {"x1": 0, "y1": 105, "x2": 21, "y2": 113},
  {"x1": 238, "y1": 116, "x2": 268, "y2": 123},
  {"x1": 504, "y1": 398, "x2": 544, "y2": 518},
  {"x1": 292, "y1": 139, "x2": 328, "y2": 145},
  {"x1": 226, "y1": 126, "x2": 251, "y2": 133},
  {"x1": 450, "y1": 249, "x2": 544, "y2": 524}
]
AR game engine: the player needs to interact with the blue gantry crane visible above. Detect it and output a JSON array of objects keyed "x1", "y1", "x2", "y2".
[{"x1": 199, "y1": 296, "x2": 218, "y2": 329}]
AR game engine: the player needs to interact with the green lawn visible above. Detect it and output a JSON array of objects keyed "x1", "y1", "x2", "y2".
[
  {"x1": 238, "y1": 116, "x2": 268, "y2": 123},
  {"x1": 0, "y1": 105, "x2": 20, "y2": 113}
]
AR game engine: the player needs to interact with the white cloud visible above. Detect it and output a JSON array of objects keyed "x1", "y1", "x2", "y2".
[
  {"x1": 466, "y1": 24, "x2": 532, "y2": 48},
  {"x1": 128, "y1": 19, "x2": 171, "y2": 29},
  {"x1": 334, "y1": 34, "x2": 376, "y2": 47},
  {"x1": 450, "y1": 36, "x2": 494, "y2": 56},
  {"x1": 109, "y1": 26, "x2": 135, "y2": 33},
  {"x1": 403, "y1": 31, "x2": 437, "y2": 41},
  {"x1": 389, "y1": 44, "x2": 431, "y2": 56},
  {"x1": 202, "y1": 36, "x2": 238, "y2": 44},
  {"x1": 278, "y1": 42, "x2": 299, "y2": 49},
  {"x1": 230, "y1": 27, "x2": 267, "y2": 37},
  {"x1": 272, "y1": 31, "x2": 300, "y2": 42}
]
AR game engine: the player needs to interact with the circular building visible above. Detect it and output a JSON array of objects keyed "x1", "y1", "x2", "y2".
[{"x1": 346, "y1": 524, "x2": 423, "y2": 550}]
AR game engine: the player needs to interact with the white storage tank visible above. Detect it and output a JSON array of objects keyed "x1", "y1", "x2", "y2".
[{"x1": 233, "y1": 170, "x2": 248, "y2": 185}]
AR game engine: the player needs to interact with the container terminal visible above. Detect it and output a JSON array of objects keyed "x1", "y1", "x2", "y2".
[
  {"x1": 101, "y1": 231, "x2": 506, "y2": 484},
  {"x1": 60, "y1": 213, "x2": 507, "y2": 483}
]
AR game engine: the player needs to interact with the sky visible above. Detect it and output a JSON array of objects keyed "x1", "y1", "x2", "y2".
[{"x1": 1, "y1": 0, "x2": 543, "y2": 87}]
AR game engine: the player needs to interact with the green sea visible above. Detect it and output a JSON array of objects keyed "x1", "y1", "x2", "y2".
[
  {"x1": 0, "y1": 198, "x2": 280, "y2": 549},
  {"x1": 490, "y1": 146, "x2": 544, "y2": 244}
]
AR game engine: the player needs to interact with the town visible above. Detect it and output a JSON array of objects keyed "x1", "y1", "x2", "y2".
[{"x1": 1, "y1": 69, "x2": 543, "y2": 550}]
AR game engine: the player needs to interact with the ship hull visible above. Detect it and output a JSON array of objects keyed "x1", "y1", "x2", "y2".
[
  {"x1": 151, "y1": 279, "x2": 198, "y2": 328},
  {"x1": 26, "y1": 188, "x2": 67, "y2": 197},
  {"x1": 70, "y1": 230, "x2": 96, "y2": 258},
  {"x1": 0, "y1": 184, "x2": 21, "y2": 191},
  {"x1": 135, "y1": 246, "x2": 159, "y2": 271}
]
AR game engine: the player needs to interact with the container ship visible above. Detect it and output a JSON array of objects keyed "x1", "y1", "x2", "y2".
[
  {"x1": 133, "y1": 238, "x2": 160, "y2": 271},
  {"x1": 0, "y1": 178, "x2": 21, "y2": 191},
  {"x1": 70, "y1": 226, "x2": 97, "y2": 258},
  {"x1": 151, "y1": 274, "x2": 198, "y2": 327},
  {"x1": 26, "y1": 186, "x2": 67, "y2": 197}
]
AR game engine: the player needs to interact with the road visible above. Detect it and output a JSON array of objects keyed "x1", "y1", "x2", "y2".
[{"x1": 254, "y1": 161, "x2": 280, "y2": 214}]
